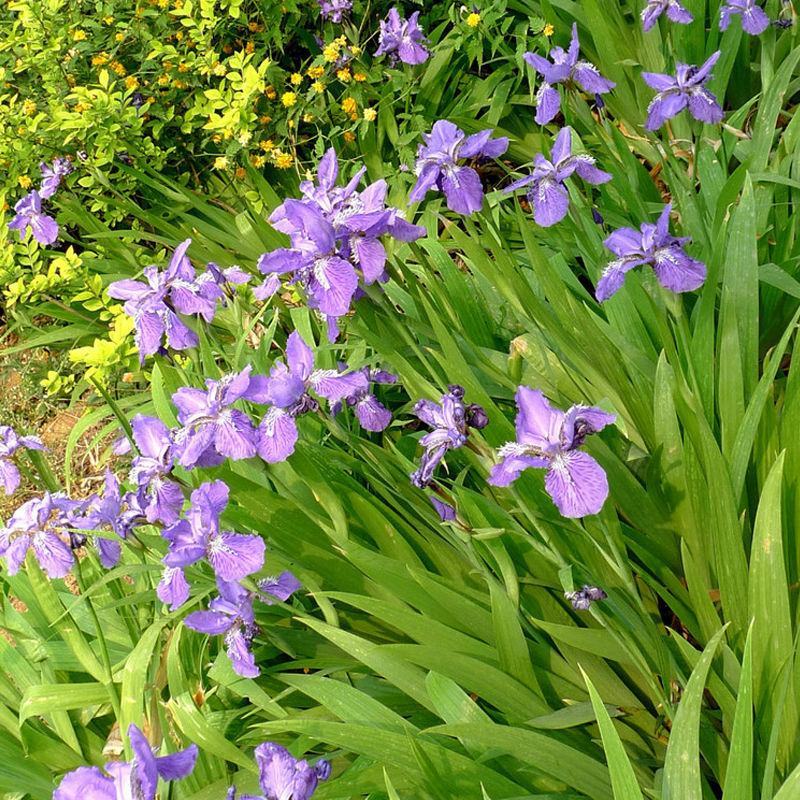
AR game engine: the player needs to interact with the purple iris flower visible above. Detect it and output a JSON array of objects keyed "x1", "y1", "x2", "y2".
[
  {"x1": 331, "y1": 367, "x2": 396, "y2": 431},
  {"x1": 184, "y1": 575, "x2": 300, "y2": 677},
  {"x1": 318, "y1": 0, "x2": 351, "y2": 22},
  {"x1": 260, "y1": 571, "x2": 303, "y2": 602},
  {"x1": 505, "y1": 127, "x2": 611, "y2": 227},
  {"x1": 256, "y1": 331, "x2": 362, "y2": 463},
  {"x1": 8, "y1": 191, "x2": 59, "y2": 245},
  {"x1": 409, "y1": 121, "x2": 509, "y2": 215},
  {"x1": 642, "y1": 51, "x2": 723, "y2": 130},
  {"x1": 410, "y1": 385, "x2": 488, "y2": 489},
  {"x1": 488, "y1": 387, "x2": 615, "y2": 518},
  {"x1": 523, "y1": 24, "x2": 615, "y2": 125},
  {"x1": 53, "y1": 723, "x2": 197, "y2": 800},
  {"x1": 254, "y1": 742, "x2": 331, "y2": 800},
  {"x1": 172, "y1": 366, "x2": 269, "y2": 468},
  {"x1": 595, "y1": 203, "x2": 706, "y2": 301},
  {"x1": 71, "y1": 471, "x2": 144, "y2": 568},
  {"x1": 641, "y1": 0, "x2": 693, "y2": 31},
  {"x1": 0, "y1": 492, "x2": 82, "y2": 578},
  {"x1": 565, "y1": 585, "x2": 607, "y2": 610},
  {"x1": 128, "y1": 415, "x2": 185, "y2": 525},
  {"x1": 720, "y1": 0, "x2": 770, "y2": 34},
  {"x1": 202, "y1": 262, "x2": 252, "y2": 296},
  {"x1": 163, "y1": 480, "x2": 266, "y2": 583},
  {"x1": 39, "y1": 158, "x2": 72, "y2": 198},
  {"x1": 0, "y1": 426, "x2": 44, "y2": 495},
  {"x1": 157, "y1": 565, "x2": 191, "y2": 611},
  {"x1": 107, "y1": 239, "x2": 222, "y2": 362},
  {"x1": 262, "y1": 150, "x2": 424, "y2": 340},
  {"x1": 375, "y1": 8, "x2": 429, "y2": 65}
]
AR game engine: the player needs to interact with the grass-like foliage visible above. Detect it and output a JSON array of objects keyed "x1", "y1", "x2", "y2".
[{"x1": 1, "y1": 1, "x2": 800, "y2": 799}]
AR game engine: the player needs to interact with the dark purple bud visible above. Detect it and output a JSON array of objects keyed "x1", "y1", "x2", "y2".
[
  {"x1": 466, "y1": 403, "x2": 489, "y2": 429},
  {"x1": 774, "y1": 18, "x2": 794, "y2": 27},
  {"x1": 130, "y1": 92, "x2": 145, "y2": 108},
  {"x1": 593, "y1": 93, "x2": 605, "y2": 110},
  {"x1": 430, "y1": 496, "x2": 456, "y2": 521},
  {"x1": 565, "y1": 584, "x2": 607, "y2": 610},
  {"x1": 314, "y1": 760, "x2": 332, "y2": 781},
  {"x1": 447, "y1": 384, "x2": 465, "y2": 399},
  {"x1": 592, "y1": 208, "x2": 604, "y2": 225},
  {"x1": 69, "y1": 532, "x2": 87, "y2": 549}
]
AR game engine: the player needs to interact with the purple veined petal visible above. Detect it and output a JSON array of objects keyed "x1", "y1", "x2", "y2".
[
  {"x1": 18, "y1": 434, "x2": 45, "y2": 451},
  {"x1": 164, "y1": 311, "x2": 199, "y2": 352},
  {"x1": 257, "y1": 248, "x2": 305, "y2": 277},
  {"x1": 264, "y1": 362, "x2": 306, "y2": 408},
  {"x1": 531, "y1": 178, "x2": 570, "y2": 227},
  {"x1": 387, "y1": 214, "x2": 425, "y2": 242},
  {"x1": 207, "y1": 532, "x2": 266, "y2": 581},
  {"x1": 283, "y1": 200, "x2": 336, "y2": 253},
  {"x1": 687, "y1": 89, "x2": 724, "y2": 124},
  {"x1": 545, "y1": 450, "x2": 609, "y2": 518},
  {"x1": 0, "y1": 460, "x2": 21, "y2": 494},
  {"x1": 157, "y1": 566, "x2": 190, "y2": 611},
  {"x1": 666, "y1": 0, "x2": 693, "y2": 24},
  {"x1": 398, "y1": 39, "x2": 429, "y2": 64},
  {"x1": 309, "y1": 369, "x2": 363, "y2": 403},
  {"x1": 424, "y1": 119, "x2": 463, "y2": 151},
  {"x1": 691, "y1": 50, "x2": 722, "y2": 84},
  {"x1": 413, "y1": 398, "x2": 444, "y2": 428},
  {"x1": 256, "y1": 744, "x2": 301, "y2": 799},
  {"x1": 33, "y1": 532, "x2": 74, "y2": 578},
  {"x1": 459, "y1": 129, "x2": 493, "y2": 158},
  {"x1": 561, "y1": 405, "x2": 616, "y2": 448},
  {"x1": 441, "y1": 166, "x2": 484, "y2": 215},
  {"x1": 354, "y1": 237, "x2": 387, "y2": 284},
  {"x1": 174, "y1": 424, "x2": 217, "y2": 469},
  {"x1": 641, "y1": 2, "x2": 663, "y2": 31},
  {"x1": 523, "y1": 51, "x2": 553, "y2": 76},
  {"x1": 242, "y1": 374, "x2": 271, "y2": 404},
  {"x1": 567, "y1": 23, "x2": 581, "y2": 65},
  {"x1": 260, "y1": 570, "x2": 302, "y2": 602},
  {"x1": 505, "y1": 173, "x2": 538, "y2": 194},
  {"x1": 409, "y1": 161, "x2": 441, "y2": 203},
  {"x1": 225, "y1": 627, "x2": 259, "y2": 678},
  {"x1": 595, "y1": 258, "x2": 643, "y2": 302},
  {"x1": 480, "y1": 136, "x2": 509, "y2": 159},
  {"x1": 166, "y1": 239, "x2": 194, "y2": 280},
  {"x1": 155, "y1": 744, "x2": 198, "y2": 781},
  {"x1": 550, "y1": 127, "x2": 573, "y2": 165},
  {"x1": 257, "y1": 408, "x2": 299, "y2": 463},
  {"x1": 172, "y1": 387, "x2": 209, "y2": 422},
  {"x1": 184, "y1": 609, "x2": 234, "y2": 635},
  {"x1": 163, "y1": 519, "x2": 206, "y2": 569},
  {"x1": 645, "y1": 91, "x2": 688, "y2": 130},
  {"x1": 29, "y1": 212, "x2": 60, "y2": 245},
  {"x1": 107, "y1": 278, "x2": 149, "y2": 301},
  {"x1": 515, "y1": 387, "x2": 565, "y2": 450},
  {"x1": 317, "y1": 148, "x2": 339, "y2": 190},
  {"x1": 134, "y1": 311, "x2": 166, "y2": 358},
  {"x1": 190, "y1": 480, "x2": 229, "y2": 524},
  {"x1": 355, "y1": 394, "x2": 392, "y2": 431},
  {"x1": 572, "y1": 62, "x2": 615, "y2": 94},
  {"x1": 131, "y1": 415, "x2": 172, "y2": 459},
  {"x1": 571, "y1": 155, "x2": 613, "y2": 185},
  {"x1": 534, "y1": 83, "x2": 562, "y2": 125},
  {"x1": 641, "y1": 71, "x2": 677, "y2": 92},
  {"x1": 654, "y1": 203, "x2": 672, "y2": 241},
  {"x1": 604, "y1": 227, "x2": 644, "y2": 258},
  {"x1": 286, "y1": 331, "x2": 315, "y2": 380},
  {"x1": 97, "y1": 537, "x2": 122, "y2": 569},
  {"x1": 430, "y1": 496, "x2": 456, "y2": 521},
  {"x1": 53, "y1": 767, "x2": 116, "y2": 800},
  {"x1": 4, "y1": 534, "x2": 32, "y2": 575},
  {"x1": 310, "y1": 256, "x2": 359, "y2": 317},
  {"x1": 652, "y1": 247, "x2": 707, "y2": 293},
  {"x1": 213, "y1": 410, "x2": 258, "y2": 461},
  {"x1": 128, "y1": 724, "x2": 159, "y2": 800},
  {"x1": 487, "y1": 449, "x2": 549, "y2": 486}
]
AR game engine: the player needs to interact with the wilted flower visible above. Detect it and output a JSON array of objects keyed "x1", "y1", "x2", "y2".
[
  {"x1": 163, "y1": 480, "x2": 265, "y2": 583},
  {"x1": 595, "y1": 203, "x2": 706, "y2": 301},
  {"x1": 39, "y1": 157, "x2": 72, "y2": 198},
  {"x1": 409, "y1": 120, "x2": 509, "y2": 215},
  {"x1": 172, "y1": 366, "x2": 269, "y2": 468},
  {"x1": 375, "y1": 8, "x2": 429, "y2": 65},
  {"x1": 0, "y1": 492, "x2": 83, "y2": 578},
  {"x1": 642, "y1": 51, "x2": 723, "y2": 129},
  {"x1": 488, "y1": 387, "x2": 615, "y2": 518},
  {"x1": 0, "y1": 426, "x2": 45, "y2": 495},
  {"x1": 318, "y1": 0, "x2": 351, "y2": 22},
  {"x1": 331, "y1": 367, "x2": 396, "y2": 431},
  {"x1": 8, "y1": 190, "x2": 59, "y2": 245},
  {"x1": 565, "y1": 585, "x2": 607, "y2": 610},
  {"x1": 720, "y1": 0, "x2": 770, "y2": 34},
  {"x1": 504, "y1": 127, "x2": 611, "y2": 227},
  {"x1": 410, "y1": 384, "x2": 488, "y2": 489},
  {"x1": 53, "y1": 723, "x2": 197, "y2": 800},
  {"x1": 184, "y1": 574, "x2": 299, "y2": 677},
  {"x1": 641, "y1": 0, "x2": 693, "y2": 31},
  {"x1": 523, "y1": 24, "x2": 615, "y2": 124},
  {"x1": 256, "y1": 331, "x2": 361, "y2": 462}
]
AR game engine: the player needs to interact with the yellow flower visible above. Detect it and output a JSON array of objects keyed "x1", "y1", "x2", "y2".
[
  {"x1": 18, "y1": 175, "x2": 32, "y2": 189},
  {"x1": 281, "y1": 91, "x2": 297, "y2": 107},
  {"x1": 115, "y1": 32, "x2": 125, "y2": 42},
  {"x1": 157, "y1": 74, "x2": 170, "y2": 85},
  {"x1": 213, "y1": 156, "x2": 229, "y2": 169},
  {"x1": 102, "y1": 15, "x2": 114, "y2": 23},
  {"x1": 343, "y1": 131, "x2": 356, "y2": 143},
  {"x1": 251, "y1": 154, "x2": 266, "y2": 167},
  {"x1": 213, "y1": 62, "x2": 227, "y2": 76},
  {"x1": 323, "y1": 43, "x2": 340, "y2": 62},
  {"x1": 307, "y1": 65, "x2": 325, "y2": 78},
  {"x1": 259, "y1": 114, "x2": 272, "y2": 124},
  {"x1": 466, "y1": 12, "x2": 481, "y2": 27},
  {"x1": 288, "y1": 119, "x2": 295, "y2": 128},
  {"x1": 72, "y1": 29, "x2": 87, "y2": 41},
  {"x1": 178, "y1": 62, "x2": 189, "y2": 73},
  {"x1": 22, "y1": 99, "x2": 36, "y2": 115},
  {"x1": 353, "y1": 71, "x2": 367, "y2": 82},
  {"x1": 260, "y1": 139, "x2": 275, "y2": 151},
  {"x1": 337, "y1": 67, "x2": 351, "y2": 82},
  {"x1": 238, "y1": 130, "x2": 253, "y2": 145},
  {"x1": 92, "y1": 53, "x2": 110, "y2": 66},
  {"x1": 342, "y1": 97, "x2": 357, "y2": 115},
  {"x1": 351, "y1": 45, "x2": 362, "y2": 56},
  {"x1": 265, "y1": 85, "x2": 277, "y2": 99},
  {"x1": 125, "y1": 76, "x2": 140, "y2": 90},
  {"x1": 245, "y1": 41, "x2": 255, "y2": 53},
  {"x1": 336, "y1": 35, "x2": 347, "y2": 46},
  {"x1": 543, "y1": 22, "x2": 554, "y2": 37},
  {"x1": 111, "y1": 60, "x2": 127, "y2": 76},
  {"x1": 248, "y1": 21, "x2": 260, "y2": 32},
  {"x1": 302, "y1": 112, "x2": 314, "y2": 122},
  {"x1": 290, "y1": 72, "x2": 303, "y2": 85},
  {"x1": 311, "y1": 80, "x2": 326, "y2": 93},
  {"x1": 363, "y1": 107, "x2": 377, "y2": 122},
  {"x1": 274, "y1": 151, "x2": 293, "y2": 169}
]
